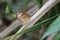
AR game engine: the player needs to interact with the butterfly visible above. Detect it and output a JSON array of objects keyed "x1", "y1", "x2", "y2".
[{"x1": 16, "y1": 13, "x2": 30, "y2": 25}]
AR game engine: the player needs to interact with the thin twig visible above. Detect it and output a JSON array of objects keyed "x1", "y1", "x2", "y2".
[
  {"x1": 0, "y1": 20, "x2": 21, "y2": 38},
  {"x1": 46, "y1": 32, "x2": 57, "y2": 40}
]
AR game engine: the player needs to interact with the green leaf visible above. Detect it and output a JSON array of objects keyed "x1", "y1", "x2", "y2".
[
  {"x1": 53, "y1": 32, "x2": 60, "y2": 40},
  {"x1": 41, "y1": 15, "x2": 60, "y2": 40},
  {"x1": 4, "y1": 6, "x2": 9, "y2": 13}
]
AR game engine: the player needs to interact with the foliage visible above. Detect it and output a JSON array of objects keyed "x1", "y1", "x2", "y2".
[
  {"x1": 4, "y1": 14, "x2": 59, "y2": 40},
  {"x1": 41, "y1": 15, "x2": 60, "y2": 40},
  {"x1": 0, "y1": 0, "x2": 60, "y2": 40}
]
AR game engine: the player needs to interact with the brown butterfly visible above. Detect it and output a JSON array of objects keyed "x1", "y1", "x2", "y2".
[{"x1": 16, "y1": 13, "x2": 30, "y2": 25}]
